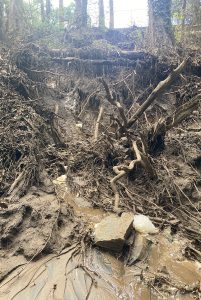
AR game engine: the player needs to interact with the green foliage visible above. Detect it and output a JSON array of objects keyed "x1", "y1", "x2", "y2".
[
  {"x1": 172, "y1": 0, "x2": 183, "y2": 24},
  {"x1": 172, "y1": 0, "x2": 201, "y2": 25},
  {"x1": 64, "y1": 2, "x2": 75, "y2": 25},
  {"x1": 23, "y1": 0, "x2": 75, "y2": 33}
]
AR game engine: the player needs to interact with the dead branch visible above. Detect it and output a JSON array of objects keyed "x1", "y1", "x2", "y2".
[
  {"x1": 148, "y1": 93, "x2": 201, "y2": 152},
  {"x1": 78, "y1": 90, "x2": 99, "y2": 118},
  {"x1": 94, "y1": 105, "x2": 104, "y2": 142},
  {"x1": 127, "y1": 57, "x2": 190, "y2": 128},
  {"x1": 7, "y1": 171, "x2": 25, "y2": 196},
  {"x1": 165, "y1": 93, "x2": 200, "y2": 130},
  {"x1": 101, "y1": 78, "x2": 128, "y2": 127}
]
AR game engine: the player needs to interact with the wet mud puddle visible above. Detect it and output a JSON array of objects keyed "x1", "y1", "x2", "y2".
[{"x1": 0, "y1": 175, "x2": 200, "y2": 300}]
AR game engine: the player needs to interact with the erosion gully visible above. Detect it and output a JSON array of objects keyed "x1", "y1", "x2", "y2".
[{"x1": 0, "y1": 175, "x2": 200, "y2": 300}]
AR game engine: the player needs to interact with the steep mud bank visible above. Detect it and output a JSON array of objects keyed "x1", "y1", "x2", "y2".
[{"x1": 0, "y1": 35, "x2": 201, "y2": 299}]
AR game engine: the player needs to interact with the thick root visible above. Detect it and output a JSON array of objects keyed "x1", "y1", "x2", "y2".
[{"x1": 110, "y1": 140, "x2": 156, "y2": 211}]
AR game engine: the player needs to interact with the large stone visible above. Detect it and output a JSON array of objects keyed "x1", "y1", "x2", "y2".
[{"x1": 94, "y1": 212, "x2": 134, "y2": 252}]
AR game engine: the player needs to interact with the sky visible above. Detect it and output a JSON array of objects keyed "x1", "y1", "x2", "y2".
[{"x1": 52, "y1": 0, "x2": 148, "y2": 28}]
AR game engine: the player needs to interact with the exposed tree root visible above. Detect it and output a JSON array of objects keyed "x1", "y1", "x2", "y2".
[
  {"x1": 50, "y1": 103, "x2": 66, "y2": 147},
  {"x1": 94, "y1": 104, "x2": 104, "y2": 142},
  {"x1": 101, "y1": 78, "x2": 128, "y2": 128},
  {"x1": 111, "y1": 140, "x2": 156, "y2": 212},
  {"x1": 148, "y1": 93, "x2": 201, "y2": 153},
  {"x1": 127, "y1": 57, "x2": 190, "y2": 128},
  {"x1": 78, "y1": 90, "x2": 99, "y2": 118},
  {"x1": 7, "y1": 170, "x2": 26, "y2": 198}
]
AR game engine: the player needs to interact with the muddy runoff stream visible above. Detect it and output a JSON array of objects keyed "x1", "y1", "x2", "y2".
[{"x1": 0, "y1": 175, "x2": 200, "y2": 300}]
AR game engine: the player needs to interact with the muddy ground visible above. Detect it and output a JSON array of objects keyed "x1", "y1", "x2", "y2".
[{"x1": 0, "y1": 29, "x2": 201, "y2": 299}]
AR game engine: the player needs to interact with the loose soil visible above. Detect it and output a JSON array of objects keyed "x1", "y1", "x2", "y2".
[{"x1": 0, "y1": 28, "x2": 201, "y2": 299}]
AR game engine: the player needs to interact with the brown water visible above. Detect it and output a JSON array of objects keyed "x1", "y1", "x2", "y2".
[
  {"x1": 0, "y1": 246, "x2": 156, "y2": 300},
  {"x1": 0, "y1": 175, "x2": 200, "y2": 300}
]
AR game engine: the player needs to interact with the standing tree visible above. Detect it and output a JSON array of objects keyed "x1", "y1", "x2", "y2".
[
  {"x1": 46, "y1": 0, "x2": 51, "y2": 19},
  {"x1": 59, "y1": 0, "x2": 64, "y2": 26},
  {"x1": 192, "y1": 0, "x2": 201, "y2": 25},
  {"x1": 98, "y1": 0, "x2": 105, "y2": 28},
  {"x1": 81, "y1": 0, "x2": 88, "y2": 26},
  {"x1": 74, "y1": 0, "x2": 88, "y2": 28},
  {"x1": 74, "y1": 0, "x2": 81, "y2": 26},
  {"x1": 8, "y1": 0, "x2": 24, "y2": 34},
  {"x1": 40, "y1": 0, "x2": 45, "y2": 22},
  {"x1": 148, "y1": 0, "x2": 174, "y2": 48},
  {"x1": 109, "y1": 0, "x2": 114, "y2": 29},
  {"x1": 0, "y1": 0, "x2": 4, "y2": 40},
  {"x1": 181, "y1": 0, "x2": 187, "y2": 41}
]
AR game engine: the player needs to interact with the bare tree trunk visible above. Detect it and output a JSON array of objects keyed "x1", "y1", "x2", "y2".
[
  {"x1": 192, "y1": 0, "x2": 200, "y2": 25},
  {"x1": 74, "y1": 0, "x2": 82, "y2": 27},
  {"x1": 148, "y1": 0, "x2": 174, "y2": 48},
  {"x1": 74, "y1": 0, "x2": 88, "y2": 28},
  {"x1": 0, "y1": 0, "x2": 4, "y2": 40},
  {"x1": 109, "y1": 0, "x2": 114, "y2": 29},
  {"x1": 81, "y1": 0, "x2": 88, "y2": 27},
  {"x1": 99, "y1": 0, "x2": 105, "y2": 28},
  {"x1": 40, "y1": 0, "x2": 45, "y2": 22},
  {"x1": 59, "y1": 0, "x2": 64, "y2": 26},
  {"x1": 8, "y1": 0, "x2": 24, "y2": 34},
  {"x1": 181, "y1": 0, "x2": 187, "y2": 42},
  {"x1": 46, "y1": 0, "x2": 51, "y2": 19}
]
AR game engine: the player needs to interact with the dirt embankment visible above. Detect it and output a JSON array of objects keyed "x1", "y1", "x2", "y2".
[{"x1": 0, "y1": 29, "x2": 201, "y2": 299}]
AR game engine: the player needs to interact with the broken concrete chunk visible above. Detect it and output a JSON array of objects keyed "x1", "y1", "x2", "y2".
[
  {"x1": 133, "y1": 214, "x2": 159, "y2": 234},
  {"x1": 94, "y1": 212, "x2": 134, "y2": 252}
]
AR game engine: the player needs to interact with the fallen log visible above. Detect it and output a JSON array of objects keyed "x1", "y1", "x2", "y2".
[
  {"x1": 49, "y1": 49, "x2": 152, "y2": 61},
  {"x1": 51, "y1": 57, "x2": 138, "y2": 67}
]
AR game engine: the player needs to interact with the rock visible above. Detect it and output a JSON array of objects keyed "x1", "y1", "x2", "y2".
[
  {"x1": 94, "y1": 212, "x2": 134, "y2": 252},
  {"x1": 128, "y1": 233, "x2": 153, "y2": 265},
  {"x1": 193, "y1": 110, "x2": 199, "y2": 116},
  {"x1": 76, "y1": 122, "x2": 83, "y2": 129},
  {"x1": 133, "y1": 214, "x2": 158, "y2": 234},
  {"x1": 53, "y1": 174, "x2": 67, "y2": 185}
]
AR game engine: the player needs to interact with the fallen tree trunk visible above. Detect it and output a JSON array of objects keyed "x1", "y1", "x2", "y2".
[
  {"x1": 51, "y1": 57, "x2": 138, "y2": 67},
  {"x1": 49, "y1": 49, "x2": 152, "y2": 61}
]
